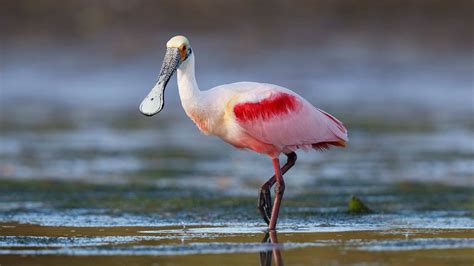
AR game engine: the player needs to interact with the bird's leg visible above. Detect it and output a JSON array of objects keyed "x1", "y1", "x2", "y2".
[
  {"x1": 268, "y1": 158, "x2": 285, "y2": 231},
  {"x1": 258, "y1": 176, "x2": 276, "y2": 225},
  {"x1": 258, "y1": 153, "x2": 297, "y2": 224}
]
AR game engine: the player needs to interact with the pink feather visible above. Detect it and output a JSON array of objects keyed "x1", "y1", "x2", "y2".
[{"x1": 233, "y1": 90, "x2": 348, "y2": 157}]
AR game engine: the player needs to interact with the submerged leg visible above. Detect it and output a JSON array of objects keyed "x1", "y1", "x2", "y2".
[
  {"x1": 269, "y1": 231, "x2": 283, "y2": 265},
  {"x1": 259, "y1": 233, "x2": 272, "y2": 266},
  {"x1": 258, "y1": 152, "x2": 297, "y2": 224},
  {"x1": 268, "y1": 158, "x2": 285, "y2": 231},
  {"x1": 259, "y1": 231, "x2": 284, "y2": 266}
]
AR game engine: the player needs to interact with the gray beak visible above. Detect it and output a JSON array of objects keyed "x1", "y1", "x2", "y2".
[{"x1": 139, "y1": 48, "x2": 180, "y2": 116}]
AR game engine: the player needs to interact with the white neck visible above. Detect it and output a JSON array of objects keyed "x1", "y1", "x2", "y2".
[{"x1": 177, "y1": 53, "x2": 200, "y2": 107}]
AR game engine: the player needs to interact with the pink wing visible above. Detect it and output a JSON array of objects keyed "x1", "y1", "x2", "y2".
[{"x1": 233, "y1": 90, "x2": 348, "y2": 152}]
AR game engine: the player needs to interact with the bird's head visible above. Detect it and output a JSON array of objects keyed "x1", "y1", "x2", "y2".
[{"x1": 139, "y1": 35, "x2": 193, "y2": 116}]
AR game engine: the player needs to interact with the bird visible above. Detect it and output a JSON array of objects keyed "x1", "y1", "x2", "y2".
[{"x1": 139, "y1": 35, "x2": 348, "y2": 231}]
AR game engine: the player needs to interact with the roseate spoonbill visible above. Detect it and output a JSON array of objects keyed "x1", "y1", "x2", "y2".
[{"x1": 139, "y1": 36, "x2": 348, "y2": 231}]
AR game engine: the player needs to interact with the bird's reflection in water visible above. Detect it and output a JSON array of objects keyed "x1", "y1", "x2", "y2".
[{"x1": 259, "y1": 231, "x2": 283, "y2": 266}]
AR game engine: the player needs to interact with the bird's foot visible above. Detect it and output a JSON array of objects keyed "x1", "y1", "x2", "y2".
[{"x1": 258, "y1": 188, "x2": 273, "y2": 224}]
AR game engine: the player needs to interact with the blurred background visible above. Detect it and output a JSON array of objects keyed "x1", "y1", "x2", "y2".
[{"x1": 0, "y1": 0, "x2": 473, "y2": 225}]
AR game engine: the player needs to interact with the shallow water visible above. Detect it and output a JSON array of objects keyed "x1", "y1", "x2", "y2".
[
  {"x1": 0, "y1": 173, "x2": 473, "y2": 265},
  {"x1": 1, "y1": 223, "x2": 473, "y2": 266}
]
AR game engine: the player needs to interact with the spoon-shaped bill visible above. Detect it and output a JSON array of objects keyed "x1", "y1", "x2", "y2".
[{"x1": 139, "y1": 48, "x2": 181, "y2": 116}]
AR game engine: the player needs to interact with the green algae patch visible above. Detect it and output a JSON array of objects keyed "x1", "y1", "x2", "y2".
[{"x1": 348, "y1": 196, "x2": 372, "y2": 214}]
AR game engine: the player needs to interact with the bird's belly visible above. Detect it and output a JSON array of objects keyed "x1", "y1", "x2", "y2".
[{"x1": 220, "y1": 131, "x2": 282, "y2": 158}]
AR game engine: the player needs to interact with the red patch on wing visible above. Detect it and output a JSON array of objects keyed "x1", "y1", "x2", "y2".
[{"x1": 234, "y1": 93, "x2": 300, "y2": 121}]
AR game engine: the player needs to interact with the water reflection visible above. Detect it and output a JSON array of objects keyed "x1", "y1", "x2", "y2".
[{"x1": 259, "y1": 231, "x2": 283, "y2": 266}]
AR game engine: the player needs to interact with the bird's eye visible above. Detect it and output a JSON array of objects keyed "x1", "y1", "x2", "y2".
[{"x1": 179, "y1": 45, "x2": 187, "y2": 60}]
